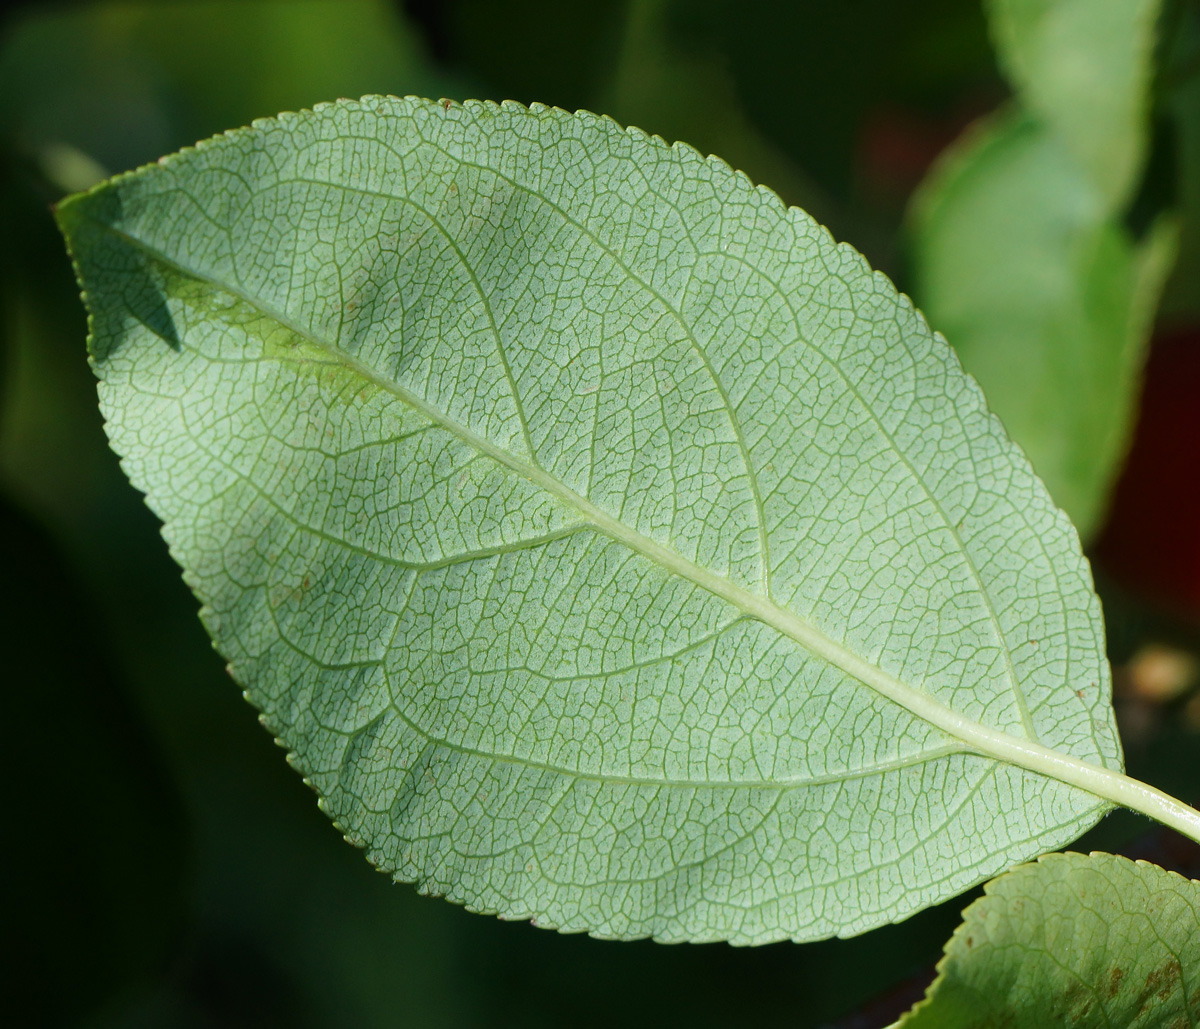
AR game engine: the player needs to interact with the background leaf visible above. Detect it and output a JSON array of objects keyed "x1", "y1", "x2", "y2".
[
  {"x1": 62, "y1": 96, "x2": 1121, "y2": 945},
  {"x1": 899, "y1": 851, "x2": 1200, "y2": 1028},
  {"x1": 986, "y1": 0, "x2": 1161, "y2": 206},
  {"x1": 0, "y1": 0, "x2": 467, "y2": 185},
  {"x1": 909, "y1": 0, "x2": 1173, "y2": 542},
  {"x1": 910, "y1": 110, "x2": 1176, "y2": 538}
]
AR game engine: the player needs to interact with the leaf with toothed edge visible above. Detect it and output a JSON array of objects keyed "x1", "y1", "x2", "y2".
[
  {"x1": 898, "y1": 852, "x2": 1200, "y2": 1028},
  {"x1": 57, "y1": 95, "x2": 1122, "y2": 944}
]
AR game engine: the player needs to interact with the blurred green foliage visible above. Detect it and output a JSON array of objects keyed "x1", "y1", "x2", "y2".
[
  {"x1": 911, "y1": 0, "x2": 1176, "y2": 541},
  {"x1": 1, "y1": 1, "x2": 1197, "y2": 1026}
]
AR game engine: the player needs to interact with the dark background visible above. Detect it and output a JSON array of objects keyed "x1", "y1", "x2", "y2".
[{"x1": 2, "y1": 2, "x2": 1198, "y2": 1026}]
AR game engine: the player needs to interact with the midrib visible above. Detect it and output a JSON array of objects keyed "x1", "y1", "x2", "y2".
[{"x1": 80, "y1": 211, "x2": 1200, "y2": 844}]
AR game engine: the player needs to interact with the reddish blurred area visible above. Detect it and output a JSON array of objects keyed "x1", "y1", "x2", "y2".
[
  {"x1": 1094, "y1": 325, "x2": 1200, "y2": 621},
  {"x1": 856, "y1": 100, "x2": 991, "y2": 205}
]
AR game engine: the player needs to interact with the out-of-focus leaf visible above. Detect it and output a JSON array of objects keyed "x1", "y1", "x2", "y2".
[
  {"x1": 898, "y1": 852, "x2": 1200, "y2": 1028},
  {"x1": 987, "y1": 0, "x2": 1161, "y2": 208},
  {"x1": 910, "y1": 110, "x2": 1176, "y2": 540},
  {"x1": 910, "y1": 0, "x2": 1173, "y2": 541},
  {"x1": 60, "y1": 96, "x2": 1124, "y2": 945},
  {"x1": 0, "y1": 0, "x2": 465, "y2": 179}
]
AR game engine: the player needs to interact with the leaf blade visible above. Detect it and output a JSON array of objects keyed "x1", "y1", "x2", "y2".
[
  {"x1": 59, "y1": 96, "x2": 1122, "y2": 943},
  {"x1": 900, "y1": 852, "x2": 1200, "y2": 1028}
]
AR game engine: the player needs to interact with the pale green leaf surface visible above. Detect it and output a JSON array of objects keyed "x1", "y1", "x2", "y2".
[
  {"x1": 899, "y1": 852, "x2": 1200, "y2": 1028},
  {"x1": 986, "y1": 0, "x2": 1162, "y2": 208},
  {"x1": 911, "y1": 110, "x2": 1176, "y2": 541},
  {"x1": 59, "y1": 97, "x2": 1121, "y2": 944}
]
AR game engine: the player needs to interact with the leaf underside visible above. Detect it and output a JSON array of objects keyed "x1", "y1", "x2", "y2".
[{"x1": 59, "y1": 96, "x2": 1120, "y2": 944}]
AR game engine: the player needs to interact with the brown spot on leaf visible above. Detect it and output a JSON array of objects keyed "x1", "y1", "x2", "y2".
[
  {"x1": 1103, "y1": 966, "x2": 1125, "y2": 1001},
  {"x1": 1145, "y1": 958, "x2": 1182, "y2": 1002}
]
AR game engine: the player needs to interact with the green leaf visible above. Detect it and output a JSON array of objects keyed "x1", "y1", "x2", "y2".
[
  {"x1": 986, "y1": 0, "x2": 1162, "y2": 209},
  {"x1": 898, "y1": 852, "x2": 1200, "y2": 1028},
  {"x1": 910, "y1": 110, "x2": 1177, "y2": 541},
  {"x1": 911, "y1": 0, "x2": 1175, "y2": 540},
  {"x1": 58, "y1": 96, "x2": 1125, "y2": 944}
]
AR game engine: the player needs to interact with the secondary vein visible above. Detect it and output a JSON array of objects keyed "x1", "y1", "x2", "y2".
[{"x1": 79, "y1": 211, "x2": 1200, "y2": 844}]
